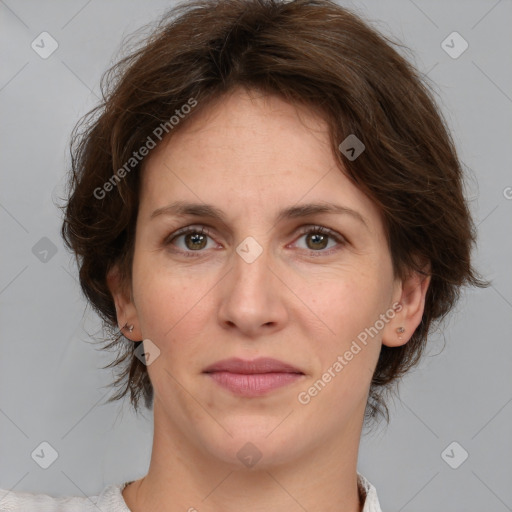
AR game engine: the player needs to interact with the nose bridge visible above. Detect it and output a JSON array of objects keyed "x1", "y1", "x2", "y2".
[
  {"x1": 231, "y1": 234, "x2": 273, "y2": 300},
  {"x1": 218, "y1": 234, "x2": 286, "y2": 334}
]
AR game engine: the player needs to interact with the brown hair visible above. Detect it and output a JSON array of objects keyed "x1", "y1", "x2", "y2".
[{"x1": 61, "y1": 0, "x2": 488, "y2": 426}]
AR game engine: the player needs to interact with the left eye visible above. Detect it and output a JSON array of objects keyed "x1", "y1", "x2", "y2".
[
  {"x1": 294, "y1": 226, "x2": 344, "y2": 252},
  {"x1": 165, "y1": 225, "x2": 345, "y2": 255}
]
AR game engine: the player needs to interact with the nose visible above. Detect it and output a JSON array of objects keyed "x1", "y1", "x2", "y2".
[{"x1": 217, "y1": 242, "x2": 288, "y2": 338}]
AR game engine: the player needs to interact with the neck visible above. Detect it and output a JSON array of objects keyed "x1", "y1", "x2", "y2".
[{"x1": 123, "y1": 401, "x2": 366, "y2": 512}]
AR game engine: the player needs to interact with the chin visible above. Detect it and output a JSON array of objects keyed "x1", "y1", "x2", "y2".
[{"x1": 201, "y1": 421, "x2": 310, "y2": 470}]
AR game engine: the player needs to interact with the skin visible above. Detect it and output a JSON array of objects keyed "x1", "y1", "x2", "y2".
[{"x1": 108, "y1": 86, "x2": 430, "y2": 512}]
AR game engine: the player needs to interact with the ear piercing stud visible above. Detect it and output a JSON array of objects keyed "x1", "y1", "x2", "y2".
[
  {"x1": 123, "y1": 323, "x2": 134, "y2": 333},
  {"x1": 396, "y1": 326, "x2": 405, "y2": 340}
]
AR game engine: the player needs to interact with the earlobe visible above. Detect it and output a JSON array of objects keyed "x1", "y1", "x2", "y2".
[
  {"x1": 382, "y1": 263, "x2": 431, "y2": 348},
  {"x1": 106, "y1": 265, "x2": 142, "y2": 341}
]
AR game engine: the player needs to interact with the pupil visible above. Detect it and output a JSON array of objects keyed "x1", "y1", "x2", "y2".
[
  {"x1": 186, "y1": 233, "x2": 206, "y2": 250},
  {"x1": 309, "y1": 233, "x2": 327, "y2": 250}
]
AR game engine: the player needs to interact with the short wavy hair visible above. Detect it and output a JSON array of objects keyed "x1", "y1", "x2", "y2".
[{"x1": 61, "y1": 0, "x2": 488, "y2": 426}]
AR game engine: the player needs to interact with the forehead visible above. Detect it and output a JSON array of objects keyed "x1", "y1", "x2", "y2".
[
  {"x1": 146, "y1": 88, "x2": 332, "y2": 174},
  {"x1": 139, "y1": 88, "x2": 381, "y2": 229}
]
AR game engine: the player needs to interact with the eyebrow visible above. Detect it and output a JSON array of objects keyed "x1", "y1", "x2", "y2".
[{"x1": 150, "y1": 200, "x2": 368, "y2": 228}]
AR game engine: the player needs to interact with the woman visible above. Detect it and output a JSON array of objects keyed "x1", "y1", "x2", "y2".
[{"x1": 0, "y1": 0, "x2": 487, "y2": 510}]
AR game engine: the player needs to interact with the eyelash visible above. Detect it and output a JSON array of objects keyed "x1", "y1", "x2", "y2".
[{"x1": 164, "y1": 224, "x2": 346, "y2": 257}]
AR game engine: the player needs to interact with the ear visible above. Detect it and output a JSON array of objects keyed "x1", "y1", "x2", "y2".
[
  {"x1": 382, "y1": 259, "x2": 431, "y2": 348},
  {"x1": 106, "y1": 265, "x2": 142, "y2": 341}
]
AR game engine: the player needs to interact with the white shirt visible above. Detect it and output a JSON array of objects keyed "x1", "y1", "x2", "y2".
[{"x1": 0, "y1": 472, "x2": 382, "y2": 511}]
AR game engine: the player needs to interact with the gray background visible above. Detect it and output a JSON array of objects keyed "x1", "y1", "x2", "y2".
[{"x1": 0, "y1": 1, "x2": 511, "y2": 510}]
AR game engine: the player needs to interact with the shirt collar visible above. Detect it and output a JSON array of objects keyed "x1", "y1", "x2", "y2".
[
  {"x1": 109, "y1": 473, "x2": 383, "y2": 512},
  {"x1": 357, "y1": 471, "x2": 383, "y2": 512}
]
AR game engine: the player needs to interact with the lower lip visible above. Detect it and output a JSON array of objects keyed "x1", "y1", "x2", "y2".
[{"x1": 205, "y1": 371, "x2": 304, "y2": 396}]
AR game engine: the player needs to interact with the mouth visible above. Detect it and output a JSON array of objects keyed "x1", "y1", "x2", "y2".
[{"x1": 203, "y1": 357, "x2": 305, "y2": 397}]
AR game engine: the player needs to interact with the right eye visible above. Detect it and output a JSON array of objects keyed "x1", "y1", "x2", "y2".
[{"x1": 164, "y1": 225, "x2": 219, "y2": 256}]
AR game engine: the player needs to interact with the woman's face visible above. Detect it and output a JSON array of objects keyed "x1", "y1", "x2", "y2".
[{"x1": 115, "y1": 87, "x2": 410, "y2": 468}]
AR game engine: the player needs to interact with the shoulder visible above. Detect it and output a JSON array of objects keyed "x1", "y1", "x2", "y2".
[{"x1": 0, "y1": 482, "x2": 132, "y2": 512}]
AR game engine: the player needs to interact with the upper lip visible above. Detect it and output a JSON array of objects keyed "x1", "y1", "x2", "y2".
[{"x1": 203, "y1": 357, "x2": 303, "y2": 374}]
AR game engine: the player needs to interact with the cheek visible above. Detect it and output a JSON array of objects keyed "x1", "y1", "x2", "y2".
[
  {"x1": 311, "y1": 269, "x2": 387, "y2": 336},
  {"x1": 132, "y1": 247, "x2": 186, "y2": 319},
  {"x1": 307, "y1": 267, "x2": 391, "y2": 382},
  {"x1": 298, "y1": 283, "x2": 384, "y2": 416},
  {"x1": 132, "y1": 257, "x2": 212, "y2": 356}
]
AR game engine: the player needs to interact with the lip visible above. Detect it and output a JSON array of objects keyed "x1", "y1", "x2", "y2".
[
  {"x1": 203, "y1": 357, "x2": 303, "y2": 374},
  {"x1": 203, "y1": 357, "x2": 304, "y2": 397}
]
